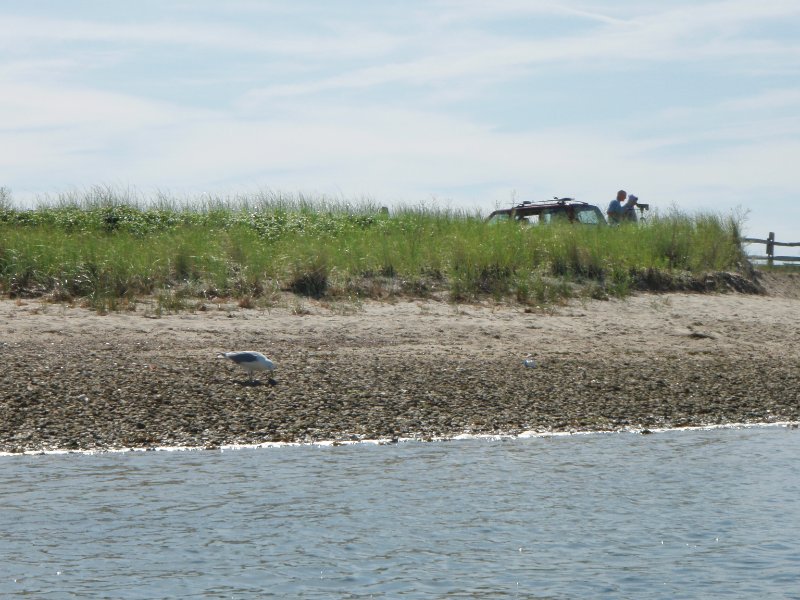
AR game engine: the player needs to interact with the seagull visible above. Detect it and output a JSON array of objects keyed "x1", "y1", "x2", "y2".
[{"x1": 217, "y1": 351, "x2": 276, "y2": 383}]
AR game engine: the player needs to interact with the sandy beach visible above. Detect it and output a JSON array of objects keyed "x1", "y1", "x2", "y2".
[{"x1": 1, "y1": 271, "x2": 799, "y2": 453}]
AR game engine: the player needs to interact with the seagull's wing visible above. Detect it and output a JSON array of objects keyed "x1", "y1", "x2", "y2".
[{"x1": 226, "y1": 352, "x2": 261, "y2": 364}]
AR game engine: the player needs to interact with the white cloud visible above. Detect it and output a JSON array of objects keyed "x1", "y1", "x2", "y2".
[
  {"x1": 1, "y1": 1, "x2": 799, "y2": 240},
  {"x1": 0, "y1": 83, "x2": 191, "y2": 131},
  {"x1": 236, "y1": 1, "x2": 800, "y2": 106},
  {"x1": 4, "y1": 96, "x2": 788, "y2": 208},
  {"x1": 720, "y1": 89, "x2": 800, "y2": 112},
  {"x1": 0, "y1": 14, "x2": 402, "y2": 59}
]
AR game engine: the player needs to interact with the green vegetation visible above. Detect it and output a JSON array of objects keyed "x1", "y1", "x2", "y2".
[{"x1": 0, "y1": 187, "x2": 751, "y2": 310}]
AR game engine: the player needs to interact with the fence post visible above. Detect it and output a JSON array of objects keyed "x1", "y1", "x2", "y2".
[{"x1": 767, "y1": 232, "x2": 775, "y2": 266}]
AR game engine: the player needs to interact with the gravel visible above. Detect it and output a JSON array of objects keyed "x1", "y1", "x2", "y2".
[{"x1": 2, "y1": 314, "x2": 799, "y2": 453}]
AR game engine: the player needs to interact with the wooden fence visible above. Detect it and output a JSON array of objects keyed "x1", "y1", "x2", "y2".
[{"x1": 742, "y1": 232, "x2": 800, "y2": 264}]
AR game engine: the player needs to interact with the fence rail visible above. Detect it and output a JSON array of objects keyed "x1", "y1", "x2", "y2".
[{"x1": 742, "y1": 232, "x2": 800, "y2": 264}]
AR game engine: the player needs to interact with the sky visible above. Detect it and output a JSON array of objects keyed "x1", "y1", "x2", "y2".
[{"x1": 1, "y1": 0, "x2": 799, "y2": 248}]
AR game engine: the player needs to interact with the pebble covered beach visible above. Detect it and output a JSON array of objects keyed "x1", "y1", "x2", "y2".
[{"x1": 2, "y1": 272, "x2": 799, "y2": 453}]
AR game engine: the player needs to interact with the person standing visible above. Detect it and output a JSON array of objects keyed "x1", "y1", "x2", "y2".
[
  {"x1": 623, "y1": 194, "x2": 639, "y2": 222},
  {"x1": 607, "y1": 190, "x2": 626, "y2": 224}
]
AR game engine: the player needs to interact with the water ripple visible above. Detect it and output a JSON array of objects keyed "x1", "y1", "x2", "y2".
[{"x1": 1, "y1": 427, "x2": 799, "y2": 598}]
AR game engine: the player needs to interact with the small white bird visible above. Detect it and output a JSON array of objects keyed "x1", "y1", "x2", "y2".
[{"x1": 217, "y1": 351, "x2": 276, "y2": 383}]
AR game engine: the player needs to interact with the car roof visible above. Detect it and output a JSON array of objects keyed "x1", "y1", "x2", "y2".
[{"x1": 488, "y1": 198, "x2": 599, "y2": 218}]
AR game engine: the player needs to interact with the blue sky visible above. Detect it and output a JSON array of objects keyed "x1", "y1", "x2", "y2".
[{"x1": 2, "y1": 0, "x2": 799, "y2": 244}]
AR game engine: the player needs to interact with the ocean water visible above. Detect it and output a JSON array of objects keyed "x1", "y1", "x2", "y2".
[{"x1": 1, "y1": 426, "x2": 799, "y2": 599}]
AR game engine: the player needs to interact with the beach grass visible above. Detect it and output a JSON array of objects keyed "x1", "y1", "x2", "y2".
[{"x1": 0, "y1": 188, "x2": 750, "y2": 308}]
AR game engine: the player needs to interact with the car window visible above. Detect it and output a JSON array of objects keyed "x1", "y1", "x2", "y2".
[
  {"x1": 576, "y1": 207, "x2": 603, "y2": 224},
  {"x1": 541, "y1": 209, "x2": 558, "y2": 223},
  {"x1": 487, "y1": 214, "x2": 511, "y2": 225},
  {"x1": 543, "y1": 208, "x2": 573, "y2": 223}
]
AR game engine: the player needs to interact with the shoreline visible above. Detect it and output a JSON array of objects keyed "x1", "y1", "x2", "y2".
[
  {"x1": 2, "y1": 420, "x2": 799, "y2": 457},
  {"x1": 2, "y1": 272, "x2": 799, "y2": 454}
]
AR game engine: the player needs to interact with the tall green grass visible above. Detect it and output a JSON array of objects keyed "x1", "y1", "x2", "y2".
[{"x1": 0, "y1": 188, "x2": 750, "y2": 307}]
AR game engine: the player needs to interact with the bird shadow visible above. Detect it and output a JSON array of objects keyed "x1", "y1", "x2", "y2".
[{"x1": 237, "y1": 378, "x2": 278, "y2": 387}]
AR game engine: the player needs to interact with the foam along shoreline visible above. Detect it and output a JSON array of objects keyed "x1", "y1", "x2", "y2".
[
  {"x1": 1, "y1": 421, "x2": 798, "y2": 458},
  {"x1": 2, "y1": 274, "x2": 799, "y2": 454}
]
